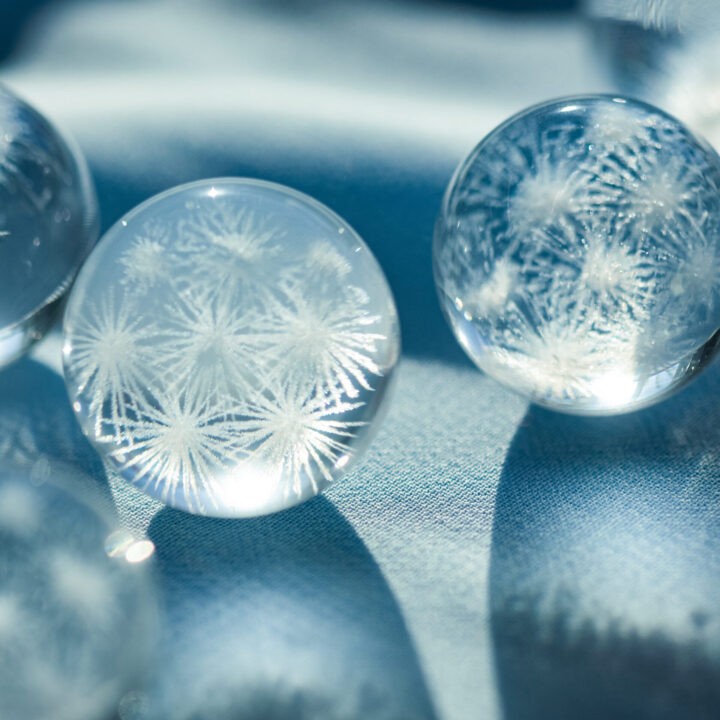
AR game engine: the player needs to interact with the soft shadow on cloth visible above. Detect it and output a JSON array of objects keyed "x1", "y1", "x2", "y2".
[
  {"x1": 145, "y1": 498, "x2": 438, "y2": 720},
  {"x1": 0, "y1": 356, "x2": 110, "y2": 501},
  {"x1": 490, "y1": 362, "x2": 720, "y2": 719}
]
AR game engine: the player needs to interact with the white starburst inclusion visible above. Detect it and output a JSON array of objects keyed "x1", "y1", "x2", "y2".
[
  {"x1": 117, "y1": 224, "x2": 168, "y2": 292},
  {"x1": 112, "y1": 391, "x2": 239, "y2": 514},
  {"x1": 585, "y1": 100, "x2": 656, "y2": 152},
  {"x1": 669, "y1": 212, "x2": 720, "y2": 318},
  {"x1": 507, "y1": 155, "x2": 588, "y2": 234},
  {"x1": 161, "y1": 287, "x2": 262, "y2": 398},
  {"x1": 64, "y1": 292, "x2": 155, "y2": 440},
  {"x1": 303, "y1": 241, "x2": 352, "y2": 277},
  {"x1": 591, "y1": 0, "x2": 700, "y2": 32},
  {"x1": 236, "y1": 381, "x2": 365, "y2": 497},
  {"x1": 629, "y1": 155, "x2": 700, "y2": 232},
  {"x1": 577, "y1": 226, "x2": 655, "y2": 318},
  {"x1": 180, "y1": 202, "x2": 281, "y2": 294},
  {"x1": 462, "y1": 256, "x2": 519, "y2": 319},
  {"x1": 494, "y1": 315, "x2": 632, "y2": 404},
  {"x1": 259, "y1": 281, "x2": 386, "y2": 399}
]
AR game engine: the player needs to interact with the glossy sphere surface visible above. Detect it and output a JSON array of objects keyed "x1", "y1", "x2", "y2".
[
  {"x1": 0, "y1": 463, "x2": 156, "y2": 720},
  {"x1": 434, "y1": 96, "x2": 720, "y2": 414},
  {"x1": 63, "y1": 179, "x2": 399, "y2": 516},
  {"x1": 0, "y1": 86, "x2": 98, "y2": 365}
]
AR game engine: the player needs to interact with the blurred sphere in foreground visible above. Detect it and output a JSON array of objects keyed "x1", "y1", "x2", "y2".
[
  {"x1": 0, "y1": 85, "x2": 98, "y2": 366},
  {"x1": 0, "y1": 462, "x2": 157, "y2": 720},
  {"x1": 63, "y1": 179, "x2": 399, "y2": 517},
  {"x1": 434, "y1": 95, "x2": 720, "y2": 414}
]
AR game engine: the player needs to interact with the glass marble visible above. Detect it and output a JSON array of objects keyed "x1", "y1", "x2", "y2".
[
  {"x1": 0, "y1": 462, "x2": 157, "y2": 720},
  {"x1": 0, "y1": 85, "x2": 98, "y2": 366},
  {"x1": 434, "y1": 95, "x2": 720, "y2": 414},
  {"x1": 63, "y1": 178, "x2": 400, "y2": 517}
]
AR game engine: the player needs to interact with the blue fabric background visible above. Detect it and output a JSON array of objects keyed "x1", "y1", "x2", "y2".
[{"x1": 1, "y1": 1, "x2": 719, "y2": 718}]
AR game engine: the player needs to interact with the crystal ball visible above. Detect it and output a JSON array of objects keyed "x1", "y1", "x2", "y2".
[
  {"x1": 63, "y1": 178, "x2": 400, "y2": 517},
  {"x1": 0, "y1": 462, "x2": 156, "y2": 720},
  {"x1": 0, "y1": 85, "x2": 98, "y2": 366},
  {"x1": 434, "y1": 95, "x2": 720, "y2": 414}
]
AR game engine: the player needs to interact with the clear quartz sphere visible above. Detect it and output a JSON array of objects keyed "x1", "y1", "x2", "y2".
[
  {"x1": 63, "y1": 178, "x2": 400, "y2": 517},
  {"x1": 434, "y1": 95, "x2": 720, "y2": 414},
  {"x1": 0, "y1": 462, "x2": 157, "y2": 720},
  {"x1": 0, "y1": 85, "x2": 98, "y2": 366}
]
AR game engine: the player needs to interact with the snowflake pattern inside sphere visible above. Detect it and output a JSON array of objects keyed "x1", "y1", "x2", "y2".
[
  {"x1": 434, "y1": 96, "x2": 720, "y2": 414},
  {"x1": 63, "y1": 179, "x2": 399, "y2": 516}
]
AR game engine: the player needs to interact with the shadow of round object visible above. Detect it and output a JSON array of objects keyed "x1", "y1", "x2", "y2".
[
  {"x1": 489, "y1": 363, "x2": 720, "y2": 719},
  {"x1": 146, "y1": 497, "x2": 437, "y2": 719},
  {"x1": 0, "y1": 355, "x2": 107, "y2": 490}
]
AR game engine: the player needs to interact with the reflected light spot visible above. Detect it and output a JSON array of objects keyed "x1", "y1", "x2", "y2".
[
  {"x1": 125, "y1": 540, "x2": 155, "y2": 564},
  {"x1": 219, "y1": 464, "x2": 279, "y2": 516},
  {"x1": 208, "y1": 186, "x2": 219, "y2": 199},
  {"x1": 334, "y1": 454, "x2": 350, "y2": 469},
  {"x1": 589, "y1": 370, "x2": 638, "y2": 408}
]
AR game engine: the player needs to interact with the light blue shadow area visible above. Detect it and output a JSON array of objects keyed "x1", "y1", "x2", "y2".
[
  {"x1": 490, "y1": 357, "x2": 720, "y2": 719},
  {"x1": 146, "y1": 497, "x2": 438, "y2": 720}
]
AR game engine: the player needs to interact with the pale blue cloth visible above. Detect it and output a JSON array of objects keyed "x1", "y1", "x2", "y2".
[{"x1": 1, "y1": 1, "x2": 718, "y2": 718}]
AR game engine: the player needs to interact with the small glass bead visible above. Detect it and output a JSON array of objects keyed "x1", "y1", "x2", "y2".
[
  {"x1": 63, "y1": 179, "x2": 399, "y2": 516},
  {"x1": 0, "y1": 463, "x2": 156, "y2": 720},
  {"x1": 434, "y1": 95, "x2": 720, "y2": 414},
  {"x1": 0, "y1": 85, "x2": 98, "y2": 365}
]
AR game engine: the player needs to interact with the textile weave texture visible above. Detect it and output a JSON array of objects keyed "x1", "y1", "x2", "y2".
[{"x1": 1, "y1": 1, "x2": 719, "y2": 718}]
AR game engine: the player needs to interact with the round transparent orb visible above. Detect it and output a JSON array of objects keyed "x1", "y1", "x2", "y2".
[
  {"x1": 63, "y1": 178, "x2": 400, "y2": 517},
  {"x1": 0, "y1": 85, "x2": 98, "y2": 366},
  {"x1": 434, "y1": 95, "x2": 720, "y2": 414},
  {"x1": 0, "y1": 463, "x2": 157, "y2": 720}
]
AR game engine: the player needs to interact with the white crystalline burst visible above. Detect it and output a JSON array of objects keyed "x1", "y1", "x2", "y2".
[
  {"x1": 65, "y1": 198, "x2": 390, "y2": 514},
  {"x1": 438, "y1": 97, "x2": 720, "y2": 411},
  {"x1": 119, "y1": 235, "x2": 166, "y2": 291}
]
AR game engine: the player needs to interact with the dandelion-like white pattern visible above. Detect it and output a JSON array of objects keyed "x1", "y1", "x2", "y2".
[
  {"x1": 434, "y1": 96, "x2": 720, "y2": 413},
  {"x1": 63, "y1": 179, "x2": 399, "y2": 516}
]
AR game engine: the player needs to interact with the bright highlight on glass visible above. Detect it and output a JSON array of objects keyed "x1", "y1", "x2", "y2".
[
  {"x1": 63, "y1": 178, "x2": 400, "y2": 517},
  {"x1": 434, "y1": 95, "x2": 720, "y2": 414}
]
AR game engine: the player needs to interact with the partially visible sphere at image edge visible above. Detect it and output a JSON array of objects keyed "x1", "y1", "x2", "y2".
[
  {"x1": 434, "y1": 95, "x2": 720, "y2": 414},
  {"x1": 0, "y1": 85, "x2": 98, "y2": 366},
  {"x1": 0, "y1": 463, "x2": 156, "y2": 720}
]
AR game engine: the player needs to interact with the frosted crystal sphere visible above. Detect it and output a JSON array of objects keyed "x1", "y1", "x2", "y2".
[
  {"x1": 0, "y1": 85, "x2": 98, "y2": 366},
  {"x1": 434, "y1": 95, "x2": 720, "y2": 414},
  {"x1": 63, "y1": 178, "x2": 399, "y2": 516},
  {"x1": 0, "y1": 463, "x2": 156, "y2": 720}
]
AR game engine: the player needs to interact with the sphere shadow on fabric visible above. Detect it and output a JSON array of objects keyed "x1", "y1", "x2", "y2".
[
  {"x1": 146, "y1": 497, "x2": 437, "y2": 720},
  {"x1": 0, "y1": 355, "x2": 108, "y2": 494},
  {"x1": 489, "y1": 361, "x2": 720, "y2": 719}
]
